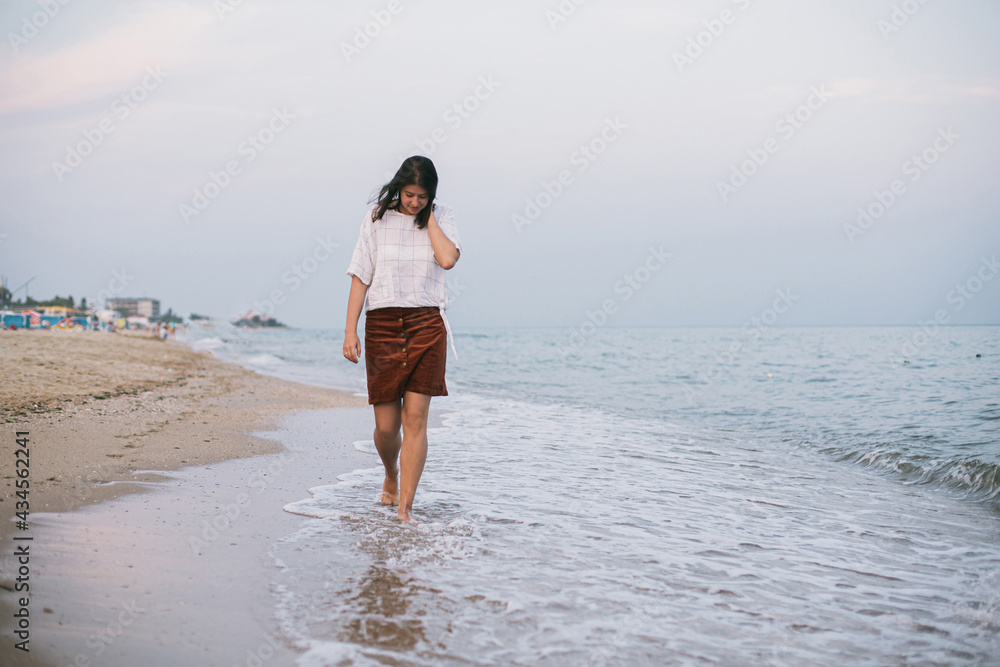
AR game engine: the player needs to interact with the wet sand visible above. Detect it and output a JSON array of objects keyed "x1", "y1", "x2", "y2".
[
  {"x1": 0, "y1": 328, "x2": 372, "y2": 665},
  {"x1": 1, "y1": 407, "x2": 391, "y2": 666}
]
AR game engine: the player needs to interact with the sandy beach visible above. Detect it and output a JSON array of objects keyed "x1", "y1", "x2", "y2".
[
  {"x1": 0, "y1": 328, "x2": 373, "y2": 665},
  {"x1": 0, "y1": 328, "x2": 366, "y2": 516}
]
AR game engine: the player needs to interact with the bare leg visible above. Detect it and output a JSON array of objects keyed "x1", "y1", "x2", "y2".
[
  {"x1": 373, "y1": 400, "x2": 402, "y2": 505},
  {"x1": 398, "y1": 391, "x2": 431, "y2": 522}
]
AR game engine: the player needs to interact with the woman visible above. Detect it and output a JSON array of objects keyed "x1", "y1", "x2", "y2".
[{"x1": 343, "y1": 156, "x2": 462, "y2": 523}]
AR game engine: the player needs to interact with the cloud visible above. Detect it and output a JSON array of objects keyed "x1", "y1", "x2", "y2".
[
  {"x1": 825, "y1": 77, "x2": 1000, "y2": 104},
  {"x1": 0, "y1": 3, "x2": 215, "y2": 116},
  {"x1": 826, "y1": 78, "x2": 880, "y2": 99},
  {"x1": 967, "y1": 85, "x2": 1000, "y2": 99}
]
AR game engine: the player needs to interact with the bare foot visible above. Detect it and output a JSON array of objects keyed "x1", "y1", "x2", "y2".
[
  {"x1": 398, "y1": 500, "x2": 419, "y2": 523},
  {"x1": 381, "y1": 472, "x2": 399, "y2": 506}
]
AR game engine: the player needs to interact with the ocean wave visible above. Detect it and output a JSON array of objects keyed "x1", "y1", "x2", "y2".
[
  {"x1": 977, "y1": 404, "x2": 1000, "y2": 422},
  {"x1": 190, "y1": 336, "x2": 225, "y2": 351},
  {"x1": 241, "y1": 352, "x2": 285, "y2": 366},
  {"x1": 831, "y1": 446, "x2": 1000, "y2": 503},
  {"x1": 283, "y1": 470, "x2": 379, "y2": 519}
]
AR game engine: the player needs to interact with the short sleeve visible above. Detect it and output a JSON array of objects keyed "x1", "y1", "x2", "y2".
[
  {"x1": 346, "y1": 207, "x2": 376, "y2": 285},
  {"x1": 436, "y1": 204, "x2": 461, "y2": 254}
]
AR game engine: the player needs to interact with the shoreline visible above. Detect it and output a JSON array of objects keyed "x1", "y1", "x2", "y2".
[
  {"x1": 0, "y1": 328, "x2": 367, "y2": 523},
  {"x1": 0, "y1": 328, "x2": 371, "y2": 664}
]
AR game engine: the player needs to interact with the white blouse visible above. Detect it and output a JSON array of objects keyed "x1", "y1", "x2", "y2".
[{"x1": 346, "y1": 202, "x2": 462, "y2": 359}]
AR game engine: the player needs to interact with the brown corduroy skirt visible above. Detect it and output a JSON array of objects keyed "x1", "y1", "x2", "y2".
[{"x1": 364, "y1": 306, "x2": 448, "y2": 404}]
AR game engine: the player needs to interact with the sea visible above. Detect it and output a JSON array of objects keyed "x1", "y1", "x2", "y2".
[{"x1": 181, "y1": 322, "x2": 1000, "y2": 666}]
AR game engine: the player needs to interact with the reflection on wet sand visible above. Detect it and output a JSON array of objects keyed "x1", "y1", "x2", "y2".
[{"x1": 338, "y1": 565, "x2": 435, "y2": 652}]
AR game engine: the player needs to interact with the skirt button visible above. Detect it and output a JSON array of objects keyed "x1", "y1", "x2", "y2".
[
  {"x1": 402, "y1": 361, "x2": 407, "y2": 367},
  {"x1": 398, "y1": 317, "x2": 403, "y2": 322}
]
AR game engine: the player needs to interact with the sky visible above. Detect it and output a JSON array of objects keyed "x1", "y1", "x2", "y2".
[{"x1": 1, "y1": 0, "x2": 998, "y2": 330}]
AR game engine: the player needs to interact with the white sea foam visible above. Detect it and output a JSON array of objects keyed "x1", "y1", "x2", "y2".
[
  {"x1": 353, "y1": 439, "x2": 378, "y2": 455},
  {"x1": 282, "y1": 468, "x2": 383, "y2": 518},
  {"x1": 190, "y1": 336, "x2": 224, "y2": 351},
  {"x1": 270, "y1": 392, "x2": 1000, "y2": 665},
  {"x1": 242, "y1": 352, "x2": 283, "y2": 366}
]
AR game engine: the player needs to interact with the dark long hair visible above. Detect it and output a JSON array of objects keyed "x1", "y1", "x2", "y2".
[{"x1": 370, "y1": 156, "x2": 438, "y2": 230}]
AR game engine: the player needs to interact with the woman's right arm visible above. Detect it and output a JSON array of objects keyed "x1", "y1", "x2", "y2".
[
  {"x1": 343, "y1": 274, "x2": 369, "y2": 363},
  {"x1": 344, "y1": 208, "x2": 376, "y2": 363}
]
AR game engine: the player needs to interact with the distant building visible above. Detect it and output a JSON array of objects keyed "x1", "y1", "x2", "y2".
[{"x1": 107, "y1": 297, "x2": 160, "y2": 318}]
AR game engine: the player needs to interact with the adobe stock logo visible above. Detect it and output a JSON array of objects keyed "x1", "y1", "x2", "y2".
[
  {"x1": 889, "y1": 254, "x2": 997, "y2": 362},
  {"x1": 213, "y1": 0, "x2": 245, "y2": 20},
  {"x1": 179, "y1": 108, "x2": 295, "y2": 223},
  {"x1": 672, "y1": 0, "x2": 754, "y2": 74},
  {"x1": 878, "y1": 0, "x2": 933, "y2": 39},
  {"x1": 545, "y1": 0, "x2": 590, "y2": 31},
  {"x1": 716, "y1": 85, "x2": 830, "y2": 203},
  {"x1": 844, "y1": 127, "x2": 959, "y2": 243},
  {"x1": 340, "y1": 0, "x2": 405, "y2": 63},
  {"x1": 562, "y1": 246, "x2": 670, "y2": 355},
  {"x1": 413, "y1": 76, "x2": 501, "y2": 157},
  {"x1": 512, "y1": 117, "x2": 627, "y2": 233},
  {"x1": 7, "y1": 0, "x2": 73, "y2": 55},
  {"x1": 53, "y1": 66, "x2": 168, "y2": 182}
]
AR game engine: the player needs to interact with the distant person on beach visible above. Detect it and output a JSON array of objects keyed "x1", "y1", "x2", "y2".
[{"x1": 343, "y1": 155, "x2": 462, "y2": 523}]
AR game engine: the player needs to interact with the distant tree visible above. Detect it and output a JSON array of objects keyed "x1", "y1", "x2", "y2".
[
  {"x1": 8, "y1": 294, "x2": 91, "y2": 310},
  {"x1": 16, "y1": 295, "x2": 76, "y2": 308},
  {"x1": 153, "y1": 307, "x2": 184, "y2": 324}
]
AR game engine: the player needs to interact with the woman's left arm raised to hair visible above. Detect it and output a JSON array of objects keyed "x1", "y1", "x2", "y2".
[{"x1": 427, "y1": 208, "x2": 460, "y2": 270}]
